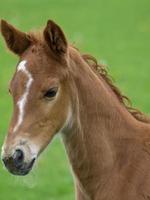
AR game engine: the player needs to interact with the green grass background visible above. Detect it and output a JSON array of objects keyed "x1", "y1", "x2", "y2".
[{"x1": 0, "y1": 0, "x2": 150, "y2": 199}]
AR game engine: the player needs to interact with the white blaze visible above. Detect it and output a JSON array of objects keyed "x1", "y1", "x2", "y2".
[{"x1": 13, "y1": 60, "x2": 33, "y2": 133}]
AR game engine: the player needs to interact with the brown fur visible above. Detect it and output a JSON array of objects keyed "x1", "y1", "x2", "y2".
[
  {"x1": 1, "y1": 20, "x2": 31, "y2": 54},
  {"x1": 1, "y1": 20, "x2": 150, "y2": 200}
]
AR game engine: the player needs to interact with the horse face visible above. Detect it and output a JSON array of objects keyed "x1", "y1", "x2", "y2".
[{"x1": 1, "y1": 20, "x2": 72, "y2": 175}]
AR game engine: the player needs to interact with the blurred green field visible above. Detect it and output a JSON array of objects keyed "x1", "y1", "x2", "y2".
[{"x1": 0, "y1": 0, "x2": 150, "y2": 199}]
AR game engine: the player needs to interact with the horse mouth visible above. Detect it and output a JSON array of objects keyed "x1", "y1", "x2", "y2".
[{"x1": 3, "y1": 157, "x2": 36, "y2": 176}]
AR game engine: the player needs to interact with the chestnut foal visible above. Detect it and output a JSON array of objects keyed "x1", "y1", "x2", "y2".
[{"x1": 1, "y1": 20, "x2": 150, "y2": 200}]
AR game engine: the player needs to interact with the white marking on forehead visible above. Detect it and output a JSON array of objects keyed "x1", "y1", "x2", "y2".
[{"x1": 13, "y1": 60, "x2": 33, "y2": 133}]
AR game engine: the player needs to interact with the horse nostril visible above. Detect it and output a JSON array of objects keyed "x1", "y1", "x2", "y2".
[{"x1": 13, "y1": 149, "x2": 24, "y2": 167}]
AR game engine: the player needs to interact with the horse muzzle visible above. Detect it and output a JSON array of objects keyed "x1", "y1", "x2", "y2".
[{"x1": 2, "y1": 148, "x2": 36, "y2": 176}]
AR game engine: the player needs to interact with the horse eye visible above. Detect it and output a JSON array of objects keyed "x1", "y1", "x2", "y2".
[{"x1": 44, "y1": 88, "x2": 58, "y2": 99}]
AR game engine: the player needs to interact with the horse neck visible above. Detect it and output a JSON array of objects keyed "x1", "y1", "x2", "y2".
[{"x1": 62, "y1": 48, "x2": 149, "y2": 197}]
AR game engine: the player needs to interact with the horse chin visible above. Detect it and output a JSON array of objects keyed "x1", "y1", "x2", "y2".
[{"x1": 6, "y1": 158, "x2": 36, "y2": 176}]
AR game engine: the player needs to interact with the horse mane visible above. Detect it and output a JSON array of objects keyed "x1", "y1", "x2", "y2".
[{"x1": 81, "y1": 54, "x2": 150, "y2": 124}]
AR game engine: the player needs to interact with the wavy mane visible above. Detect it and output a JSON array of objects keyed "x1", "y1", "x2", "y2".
[{"x1": 82, "y1": 54, "x2": 150, "y2": 124}]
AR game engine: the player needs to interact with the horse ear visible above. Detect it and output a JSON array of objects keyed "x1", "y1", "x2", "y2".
[
  {"x1": 0, "y1": 19, "x2": 31, "y2": 55},
  {"x1": 44, "y1": 20, "x2": 68, "y2": 56}
]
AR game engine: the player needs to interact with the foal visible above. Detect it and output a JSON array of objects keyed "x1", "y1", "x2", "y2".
[{"x1": 1, "y1": 19, "x2": 150, "y2": 200}]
